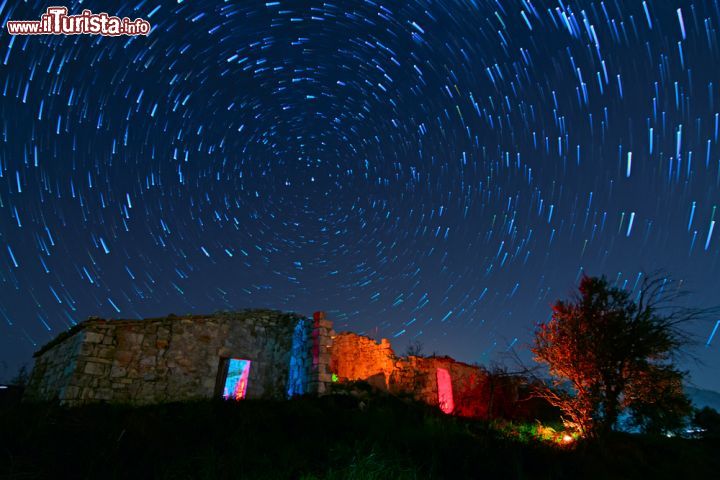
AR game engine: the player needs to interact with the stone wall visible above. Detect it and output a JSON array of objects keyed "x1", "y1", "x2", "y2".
[
  {"x1": 328, "y1": 332, "x2": 515, "y2": 418},
  {"x1": 389, "y1": 355, "x2": 492, "y2": 417},
  {"x1": 309, "y1": 311, "x2": 335, "y2": 394},
  {"x1": 26, "y1": 311, "x2": 520, "y2": 418},
  {"x1": 330, "y1": 332, "x2": 395, "y2": 388},
  {"x1": 24, "y1": 328, "x2": 86, "y2": 403},
  {"x1": 25, "y1": 310, "x2": 312, "y2": 406}
]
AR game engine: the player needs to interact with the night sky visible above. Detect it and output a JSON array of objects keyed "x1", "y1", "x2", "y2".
[{"x1": 1, "y1": 0, "x2": 719, "y2": 391}]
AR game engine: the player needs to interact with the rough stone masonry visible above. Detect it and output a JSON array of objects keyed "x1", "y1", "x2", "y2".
[{"x1": 25, "y1": 309, "x2": 515, "y2": 417}]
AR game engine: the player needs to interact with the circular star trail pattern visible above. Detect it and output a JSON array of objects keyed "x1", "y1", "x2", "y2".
[{"x1": 1, "y1": 0, "x2": 719, "y2": 388}]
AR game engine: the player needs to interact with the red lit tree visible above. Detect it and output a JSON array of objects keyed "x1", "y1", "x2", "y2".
[{"x1": 532, "y1": 275, "x2": 698, "y2": 439}]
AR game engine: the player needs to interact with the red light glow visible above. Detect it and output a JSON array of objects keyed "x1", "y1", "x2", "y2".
[{"x1": 436, "y1": 368, "x2": 455, "y2": 414}]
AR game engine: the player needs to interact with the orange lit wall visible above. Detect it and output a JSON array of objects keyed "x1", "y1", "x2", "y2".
[
  {"x1": 328, "y1": 332, "x2": 517, "y2": 418},
  {"x1": 330, "y1": 332, "x2": 396, "y2": 387}
]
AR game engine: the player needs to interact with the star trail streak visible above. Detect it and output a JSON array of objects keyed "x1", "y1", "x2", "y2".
[{"x1": 0, "y1": 0, "x2": 719, "y2": 389}]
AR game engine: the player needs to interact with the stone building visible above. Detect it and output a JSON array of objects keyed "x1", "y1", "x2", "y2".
[
  {"x1": 26, "y1": 309, "x2": 515, "y2": 418},
  {"x1": 25, "y1": 310, "x2": 334, "y2": 405}
]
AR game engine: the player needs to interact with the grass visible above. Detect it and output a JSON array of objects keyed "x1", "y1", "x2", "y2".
[{"x1": 1, "y1": 393, "x2": 718, "y2": 479}]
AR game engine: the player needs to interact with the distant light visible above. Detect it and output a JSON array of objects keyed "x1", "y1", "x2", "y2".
[
  {"x1": 0, "y1": 385, "x2": 8, "y2": 389},
  {"x1": 562, "y1": 434, "x2": 574, "y2": 443}
]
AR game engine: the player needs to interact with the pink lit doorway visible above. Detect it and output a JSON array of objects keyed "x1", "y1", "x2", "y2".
[{"x1": 436, "y1": 368, "x2": 455, "y2": 414}]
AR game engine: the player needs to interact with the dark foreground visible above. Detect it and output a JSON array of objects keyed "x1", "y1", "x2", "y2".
[{"x1": 1, "y1": 393, "x2": 718, "y2": 479}]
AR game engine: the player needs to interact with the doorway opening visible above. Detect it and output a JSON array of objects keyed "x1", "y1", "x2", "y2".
[
  {"x1": 436, "y1": 368, "x2": 454, "y2": 414},
  {"x1": 218, "y1": 358, "x2": 252, "y2": 400}
]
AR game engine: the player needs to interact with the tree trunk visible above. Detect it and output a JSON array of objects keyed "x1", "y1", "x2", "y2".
[{"x1": 602, "y1": 387, "x2": 620, "y2": 437}]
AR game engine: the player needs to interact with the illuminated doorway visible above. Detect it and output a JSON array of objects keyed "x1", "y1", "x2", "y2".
[
  {"x1": 436, "y1": 368, "x2": 454, "y2": 414},
  {"x1": 219, "y1": 358, "x2": 251, "y2": 400}
]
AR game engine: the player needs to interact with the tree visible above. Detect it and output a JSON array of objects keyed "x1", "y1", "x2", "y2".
[
  {"x1": 624, "y1": 365, "x2": 692, "y2": 435},
  {"x1": 404, "y1": 340, "x2": 425, "y2": 357},
  {"x1": 693, "y1": 407, "x2": 720, "y2": 439},
  {"x1": 532, "y1": 274, "x2": 697, "y2": 439}
]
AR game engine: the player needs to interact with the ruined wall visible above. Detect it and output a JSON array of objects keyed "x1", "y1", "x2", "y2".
[
  {"x1": 328, "y1": 332, "x2": 510, "y2": 418},
  {"x1": 330, "y1": 332, "x2": 395, "y2": 388},
  {"x1": 25, "y1": 310, "x2": 312, "y2": 406},
  {"x1": 308, "y1": 311, "x2": 335, "y2": 394},
  {"x1": 26, "y1": 312, "x2": 518, "y2": 417},
  {"x1": 24, "y1": 328, "x2": 86, "y2": 403},
  {"x1": 389, "y1": 356, "x2": 492, "y2": 417}
]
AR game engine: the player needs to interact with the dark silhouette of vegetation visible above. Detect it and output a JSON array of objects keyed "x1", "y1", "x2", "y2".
[
  {"x1": 693, "y1": 407, "x2": 720, "y2": 439},
  {"x1": 624, "y1": 366, "x2": 693, "y2": 435},
  {"x1": 2, "y1": 396, "x2": 719, "y2": 479},
  {"x1": 404, "y1": 340, "x2": 425, "y2": 357},
  {"x1": 10, "y1": 364, "x2": 29, "y2": 387},
  {"x1": 532, "y1": 274, "x2": 703, "y2": 439}
]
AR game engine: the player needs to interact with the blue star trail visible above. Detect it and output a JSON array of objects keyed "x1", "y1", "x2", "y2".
[{"x1": 0, "y1": 0, "x2": 719, "y2": 389}]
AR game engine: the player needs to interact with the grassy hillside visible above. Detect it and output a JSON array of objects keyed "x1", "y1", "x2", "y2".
[{"x1": 1, "y1": 392, "x2": 718, "y2": 479}]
